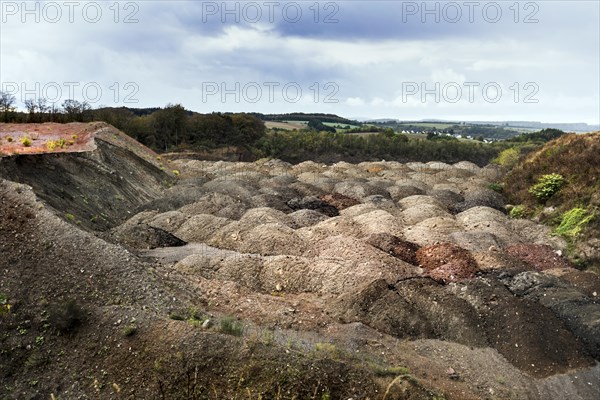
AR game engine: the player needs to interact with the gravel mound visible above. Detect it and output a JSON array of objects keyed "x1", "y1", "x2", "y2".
[
  {"x1": 398, "y1": 195, "x2": 445, "y2": 209},
  {"x1": 179, "y1": 192, "x2": 248, "y2": 219},
  {"x1": 202, "y1": 179, "x2": 259, "y2": 200},
  {"x1": 333, "y1": 180, "x2": 389, "y2": 200},
  {"x1": 310, "y1": 235, "x2": 419, "y2": 277},
  {"x1": 427, "y1": 188, "x2": 464, "y2": 209},
  {"x1": 403, "y1": 216, "x2": 460, "y2": 246},
  {"x1": 401, "y1": 203, "x2": 453, "y2": 225},
  {"x1": 352, "y1": 210, "x2": 404, "y2": 237},
  {"x1": 472, "y1": 250, "x2": 530, "y2": 271},
  {"x1": 288, "y1": 209, "x2": 329, "y2": 228},
  {"x1": 451, "y1": 188, "x2": 505, "y2": 213},
  {"x1": 175, "y1": 214, "x2": 232, "y2": 242},
  {"x1": 147, "y1": 211, "x2": 188, "y2": 233},
  {"x1": 386, "y1": 185, "x2": 425, "y2": 202},
  {"x1": 449, "y1": 231, "x2": 504, "y2": 252},
  {"x1": 453, "y1": 161, "x2": 481, "y2": 173},
  {"x1": 238, "y1": 223, "x2": 307, "y2": 256},
  {"x1": 249, "y1": 194, "x2": 292, "y2": 212}
]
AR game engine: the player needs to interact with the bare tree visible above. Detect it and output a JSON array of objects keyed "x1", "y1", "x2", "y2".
[
  {"x1": 61, "y1": 99, "x2": 93, "y2": 122},
  {"x1": 24, "y1": 99, "x2": 38, "y2": 121},
  {"x1": 0, "y1": 91, "x2": 17, "y2": 122},
  {"x1": 37, "y1": 98, "x2": 49, "y2": 120}
]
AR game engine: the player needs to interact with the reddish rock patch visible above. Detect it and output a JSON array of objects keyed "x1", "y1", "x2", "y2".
[
  {"x1": 416, "y1": 243, "x2": 479, "y2": 283},
  {"x1": 506, "y1": 244, "x2": 575, "y2": 271},
  {"x1": 319, "y1": 193, "x2": 360, "y2": 210},
  {"x1": 0, "y1": 122, "x2": 97, "y2": 155}
]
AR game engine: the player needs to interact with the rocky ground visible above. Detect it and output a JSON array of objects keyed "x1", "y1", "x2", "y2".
[{"x1": 1, "y1": 123, "x2": 599, "y2": 399}]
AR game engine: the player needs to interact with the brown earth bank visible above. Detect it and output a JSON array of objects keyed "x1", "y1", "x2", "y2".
[
  {"x1": 1, "y1": 123, "x2": 600, "y2": 399},
  {"x1": 503, "y1": 132, "x2": 600, "y2": 270}
]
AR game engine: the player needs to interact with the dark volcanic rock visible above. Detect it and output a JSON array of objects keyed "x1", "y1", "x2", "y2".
[
  {"x1": 286, "y1": 196, "x2": 339, "y2": 217},
  {"x1": 365, "y1": 233, "x2": 420, "y2": 265},
  {"x1": 450, "y1": 188, "x2": 505, "y2": 213}
]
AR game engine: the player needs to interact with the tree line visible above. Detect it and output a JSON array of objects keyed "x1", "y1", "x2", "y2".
[
  {"x1": 1, "y1": 91, "x2": 507, "y2": 165},
  {"x1": 0, "y1": 92, "x2": 266, "y2": 152}
]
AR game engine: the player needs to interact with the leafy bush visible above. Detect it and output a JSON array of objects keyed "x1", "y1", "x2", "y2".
[
  {"x1": 528, "y1": 173, "x2": 564, "y2": 201},
  {"x1": 492, "y1": 147, "x2": 520, "y2": 168},
  {"x1": 509, "y1": 205, "x2": 528, "y2": 219},
  {"x1": 554, "y1": 207, "x2": 595, "y2": 238},
  {"x1": 21, "y1": 136, "x2": 32, "y2": 147},
  {"x1": 219, "y1": 316, "x2": 244, "y2": 336}
]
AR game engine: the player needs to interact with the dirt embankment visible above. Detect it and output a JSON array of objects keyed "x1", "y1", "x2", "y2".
[
  {"x1": 1, "y1": 124, "x2": 600, "y2": 400},
  {"x1": 503, "y1": 132, "x2": 600, "y2": 270},
  {"x1": 0, "y1": 122, "x2": 172, "y2": 231}
]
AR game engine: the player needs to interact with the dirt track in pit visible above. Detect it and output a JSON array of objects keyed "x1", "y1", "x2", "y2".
[{"x1": 1, "y1": 123, "x2": 600, "y2": 400}]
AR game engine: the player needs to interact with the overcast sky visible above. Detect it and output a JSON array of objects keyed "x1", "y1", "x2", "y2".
[{"x1": 1, "y1": 0, "x2": 599, "y2": 123}]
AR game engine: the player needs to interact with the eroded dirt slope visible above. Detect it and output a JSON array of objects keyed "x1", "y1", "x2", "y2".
[{"x1": 0, "y1": 122, "x2": 172, "y2": 231}]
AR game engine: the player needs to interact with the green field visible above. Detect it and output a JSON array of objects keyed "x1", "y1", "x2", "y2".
[{"x1": 397, "y1": 122, "x2": 456, "y2": 129}]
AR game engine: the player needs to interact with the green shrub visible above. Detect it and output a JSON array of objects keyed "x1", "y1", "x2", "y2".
[
  {"x1": 554, "y1": 207, "x2": 595, "y2": 238},
  {"x1": 488, "y1": 182, "x2": 503, "y2": 193},
  {"x1": 219, "y1": 316, "x2": 244, "y2": 336},
  {"x1": 528, "y1": 173, "x2": 564, "y2": 201},
  {"x1": 509, "y1": 205, "x2": 528, "y2": 219},
  {"x1": 492, "y1": 147, "x2": 520, "y2": 168},
  {"x1": 21, "y1": 136, "x2": 32, "y2": 147}
]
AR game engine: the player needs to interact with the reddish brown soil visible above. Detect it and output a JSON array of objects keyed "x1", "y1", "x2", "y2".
[
  {"x1": 0, "y1": 122, "x2": 97, "y2": 155},
  {"x1": 319, "y1": 192, "x2": 360, "y2": 210},
  {"x1": 506, "y1": 244, "x2": 575, "y2": 271},
  {"x1": 416, "y1": 243, "x2": 479, "y2": 283}
]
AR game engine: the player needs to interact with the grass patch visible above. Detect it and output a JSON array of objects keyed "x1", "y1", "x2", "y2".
[
  {"x1": 372, "y1": 364, "x2": 410, "y2": 377},
  {"x1": 122, "y1": 324, "x2": 138, "y2": 337},
  {"x1": 488, "y1": 182, "x2": 503, "y2": 193},
  {"x1": 554, "y1": 207, "x2": 595, "y2": 239}
]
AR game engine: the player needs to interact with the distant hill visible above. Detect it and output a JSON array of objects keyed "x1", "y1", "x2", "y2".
[{"x1": 254, "y1": 112, "x2": 359, "y2": 125}]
